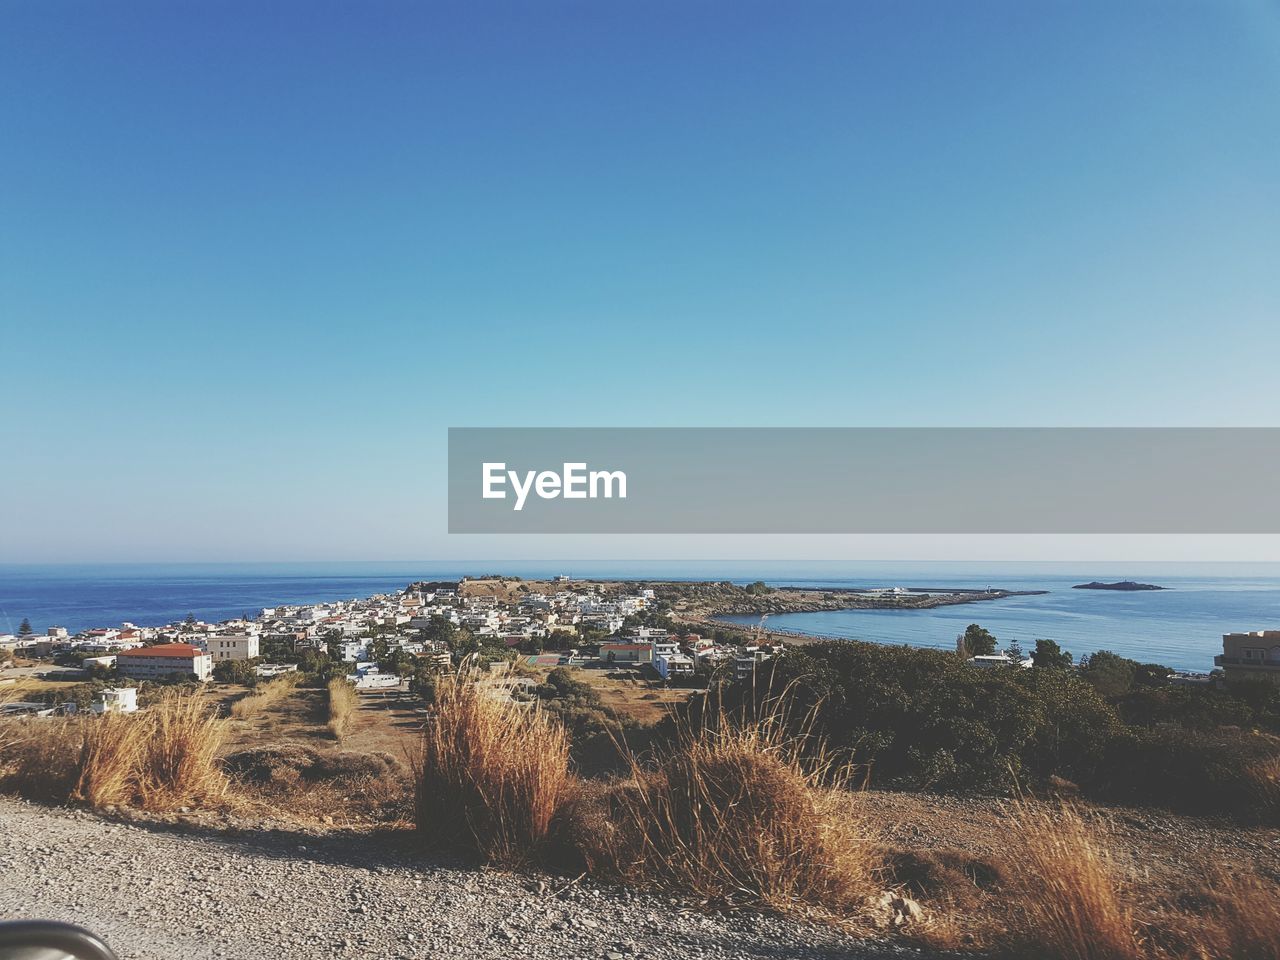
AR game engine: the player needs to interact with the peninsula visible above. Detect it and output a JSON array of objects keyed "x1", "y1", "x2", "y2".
[{"x1": 1072, "y1": 580, "x2": 1166, "y2": 591}]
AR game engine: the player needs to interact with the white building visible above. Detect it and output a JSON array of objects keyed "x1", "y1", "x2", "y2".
[
  {"x1": 339, "y1": 639, "x2": 370, "y2": 662},
  {"x1": 348, "y1": 665, "x2": 400, "y2": 689},
  {"x1": 653, "y1": 641, "x2": 695, "y2": 680},
  {"x1": 205, "y1": 634, "x2": 260, "y2": 662},
  {"x1": 968, "y1": 653, "x2": 1033, "y2": 669},
  {"x1": 255, "y1": 663, "x2": 298, "y2": 678},
  {"x1": 92, "y1": 687, "x2": 138, "y2": 714}
]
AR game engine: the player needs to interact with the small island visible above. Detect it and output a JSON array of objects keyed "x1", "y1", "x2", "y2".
[{"x1": 1072, "y1": 580, "x2": 1166, "y2": 591}]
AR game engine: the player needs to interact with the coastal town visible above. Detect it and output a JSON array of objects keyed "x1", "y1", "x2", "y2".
[
  {"x1": 1, "y1": 576, "x2": 1277, "y2": 960},
  {"x1": 0, "y1": 578, "x2": 780, "y2": 716},
  {"x1": 0, "y1": 577, "x2": 1254, "y2": 720}
]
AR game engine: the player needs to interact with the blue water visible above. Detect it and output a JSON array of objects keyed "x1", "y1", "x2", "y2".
[
  {"x1": 718, "y1": 572, "x2": 1280, "y2": 673},
  {"x1": 3, "y1": 562, "x2": 1279, "y2": 673},
  {"x1": 0, "y1": 561, "x2": 796, "y2": 635}
]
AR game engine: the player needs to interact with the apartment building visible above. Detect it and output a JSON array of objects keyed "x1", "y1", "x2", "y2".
[
  {"x1": 1215, "y1": 630, "x2": 1280, "y2": 685},
  {"x1": 117, "y1": 643, "x2": 212, "y2": 681},
  {"x1": 653, "y1": 638, "x2": 695, "y2": 679},
  {"x1": 205, "y1": 634, "x2": 261, "y2": 662}
]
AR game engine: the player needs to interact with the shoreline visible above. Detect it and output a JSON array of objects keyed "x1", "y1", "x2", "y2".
[{"x1": 675, "y1": 584, "x2": 1049, "y2": 620}]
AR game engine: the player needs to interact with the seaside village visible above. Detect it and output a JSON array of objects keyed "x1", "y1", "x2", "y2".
[
  {"x1": 0, "y1": 579, "x2": 784, "y2": 717},
  {"x1": 0, "y1": 578, "x2": 1268, "y2": 718}
]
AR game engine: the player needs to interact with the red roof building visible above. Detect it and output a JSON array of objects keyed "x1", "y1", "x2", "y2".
[{"x1": 117, "y1": 643, "x2": 212, "y2": 681}]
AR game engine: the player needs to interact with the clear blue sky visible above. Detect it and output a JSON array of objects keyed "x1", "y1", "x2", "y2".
[{"x1": 3, "y1": 1, "x2": 1279, "y2": 562}]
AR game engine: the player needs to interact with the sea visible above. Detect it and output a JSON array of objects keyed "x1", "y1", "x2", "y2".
[{"x1": 3, "y1": 562, "x2": 1279, "y2": 674}]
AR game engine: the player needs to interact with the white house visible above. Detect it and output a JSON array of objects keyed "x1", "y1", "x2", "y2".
[
  {"x1": 968, "y1": 653, "x2": 1033, "y2": 669},
  {"x1": 92, "y1": 687, "x2": 138, "y2": 714},
  {"x1": 734, "y1": 649, "x2": 775, "y2": 680},
  {"x1": 255, "y1": 662, "x2": 298, "y2": 678},
  {"x1": 653, "y1": 642, "x2": 695, "y2": 680},
  {"x1": 339, "y1": 639, "x2": 370, "y2": 662},
  {"x1": 347, "y1": 665, "x2": 400, "y2": 689},
  {"x1": 630, "y1": 627, "x2": 669, "y2": 644}
]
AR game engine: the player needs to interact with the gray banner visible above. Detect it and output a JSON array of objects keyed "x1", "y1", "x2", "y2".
[{"x1": 448, "y1": 428, "x2": 1280, "y2": 533}]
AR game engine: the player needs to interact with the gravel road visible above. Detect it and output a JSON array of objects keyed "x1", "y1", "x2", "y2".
[{"x1": 0, "y1": 798, "x2": 917, "y2": 960}]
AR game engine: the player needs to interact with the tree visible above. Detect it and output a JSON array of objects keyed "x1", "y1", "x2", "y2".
[
  {"x1": 408, "y1": 660, "x2": 445, "y2": 702},
  {"x1": 1006, "y1": 639, "x2": 1024, "y2": 663},
  {"x1": 18, "y1": 618, "x2": 33, "y2": 637},
  {"x1": 449, "y1": 629, "x2": 480, "y2": 658},
  {"x1": 213, "y1": 658, "x2": 259, "y2": 685},
  {"x1": 185, "y1": 613, "x2": 197, "y2": 626},
  {"x1": 296, "y1": 647, "x2": 327, "y2": 672},
  {"x1": 367, "y1": 637, "x2": 390, "y2": 664},
  {"x1": 1032, "y1": 639, "x2": 1073, "y2": 669},
  {"x1": 419, "y1": 616, "x2": 459, "y2": 649},
  {"x1": 958, "y1": 624, "x2": 997, "y2": 657},
  {"x1": 1081, "y1": 650, "x2": 1138, "y2": 698},
  {"x1": 380, "y1": 646, "x2": 414, "y2": 676},
  {"x1": 86, "y1": 660, "x2": 117, "y2": 681},
  {"x1": 517, "y1": 635, "x2": 545, "y2": 654}
]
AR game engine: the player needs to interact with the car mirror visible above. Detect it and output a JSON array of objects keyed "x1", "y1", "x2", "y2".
[{"x1": 0, "y1": 922, "x2": 119, "y2": 960}]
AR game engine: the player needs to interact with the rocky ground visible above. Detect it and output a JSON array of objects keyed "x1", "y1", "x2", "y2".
[{"x1": 0, "y1": 798, "x2": 923, "y2": 960}]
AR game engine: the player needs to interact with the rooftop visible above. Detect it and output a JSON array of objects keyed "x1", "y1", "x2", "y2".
[{"x1": 118, "y1": 643, "x2": 204, "y2": 659}]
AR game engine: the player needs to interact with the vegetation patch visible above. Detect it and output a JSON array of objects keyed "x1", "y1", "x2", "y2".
[
  {"x1": 695, "y1": 640, "x2": 1280, "y2": 820},
  {"x1": 0, "y1": 691, "x2": 227, "y2": 811},
  {"x1": 230, "y1": 672, "x2": 301, "y2": 720},
  {"x1": 326, "y1": 677, "x2": 359, "y2": 741},
  {"x1": 546, "y1": 693, "x2": 882, "y2": 919},
  {"x1": 414, "y1": 668, "x2": 574, "y2": 867}
]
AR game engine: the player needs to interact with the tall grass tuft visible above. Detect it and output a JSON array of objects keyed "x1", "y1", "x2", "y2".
[
  {"x1": 1245, "y1": 753, "x2": 1280, "y2": 823},
  {"x1": 0, "y1": 716, "x2": 84, "y2": 801},
  {"x1": 130, "y1": 689, "x2": 227, "y2": 809},
  {"x1": 326, "y1": 677, "x2": 359, "y2": 740},
  {"x1": 1172, "y1": 868, "x2": 1280, "y2": 960},
  {"x1": 573, "y1": 696, "x2": 880, "y2": 917},
  {"x1": 230, "y1": 672, "x2": 301, "y2": 720},
  {"x1": 414, "y1": 667, "x2": 574, "y2": 866},
  {"x1": 1, "y1": 690, "x2": 227, "y2": 811},
  {"x1": 1004, "y1": 800, "x2": 1142, "y2": 960}
]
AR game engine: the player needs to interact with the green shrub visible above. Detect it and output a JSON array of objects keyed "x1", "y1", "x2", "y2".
[{"x1": 693, "y1": 640, "x2": 1280, "y2": 819}]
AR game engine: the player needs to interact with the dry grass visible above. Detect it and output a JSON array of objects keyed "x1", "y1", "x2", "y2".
[
  {"x1": 326, "y1": 677, "x2": 359, "y2": 741},
  {"x1": 1245, "y1": 753, "x2": 1280, "y2": 821},
  {"x1": 1002, "y1": 800, "x2": 1142, "y2": 960},
  {"x1": 230, "y1": 673, "x2": 301, "y2": 720},
  {"x1": 414, "y1": 667, "x2": 574, "y2": 866},
  {"x1": 1000, "y1": 800, "x2": 1280, "y2": 960},
  {"x1": 129, "y1": 690, "x2": 227, "y2": 809},
  {"x1": 0, "y1": 715, "x2": 83, "y2": 801},
  {"x1": 0, "y1": 690, "x2": 227, "y2": 811},
  {"x1": 571, "y1": 701, "x2": 880, "y2": 917},
  {"x1": 1182, "y1": 868, "x2": 1280, "y2": 960}
]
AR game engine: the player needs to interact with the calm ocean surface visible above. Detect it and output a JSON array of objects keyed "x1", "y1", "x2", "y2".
[{"x1": 3, "y1": 562, "x2": 1279, "y2": 673}]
